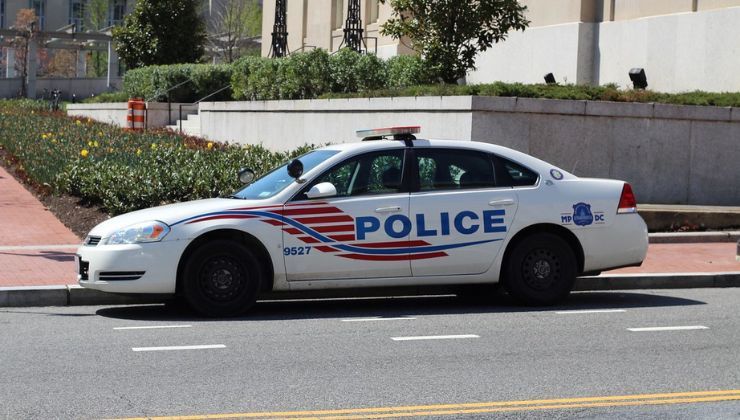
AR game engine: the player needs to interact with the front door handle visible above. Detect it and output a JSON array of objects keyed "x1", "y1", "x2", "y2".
[
  {"x1": 489, "y1": 199, "x2": 516, "y2": 206},
  {"x1": 375, "y1": 206, "x2": 402, "y2": 213}
]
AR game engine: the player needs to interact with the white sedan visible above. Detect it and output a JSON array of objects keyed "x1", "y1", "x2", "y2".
[{"x1": 77, "y1": 127, "x2": 648, "y2": 316}]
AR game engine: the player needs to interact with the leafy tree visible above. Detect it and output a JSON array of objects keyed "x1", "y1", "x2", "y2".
[
  {"x1": 380, "y1": 0, "x2": 529, "y2": 83},
  {"x1": 87, "y1": 0, "x2": 109, "y2": 77},
  {"x1": 208, "y1": 0, "x2": 262, "y2": 63},
  {"x1": 113, "y1": 0, "x2": 206, "y2": 69},
  {"x1": 10, "y1": 9, "x2": 39, "y2": 97}
]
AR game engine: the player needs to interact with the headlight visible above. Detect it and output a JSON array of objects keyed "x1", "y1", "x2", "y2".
[{"x1": 105, "y1": 221, "x2": 171, "y2": 245}]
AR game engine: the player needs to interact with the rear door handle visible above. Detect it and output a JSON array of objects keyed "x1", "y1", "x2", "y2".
[
  {"x1": 375, "y1": 206, "x2": 402, "y2": 213},
  {"x1": 489, "y1": 199, "x2": 516, "y2": 206}
]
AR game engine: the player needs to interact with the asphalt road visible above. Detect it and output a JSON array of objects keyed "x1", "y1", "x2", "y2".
[{"x1": 1, "y1": 288, "x2": 739, "y2": 420}]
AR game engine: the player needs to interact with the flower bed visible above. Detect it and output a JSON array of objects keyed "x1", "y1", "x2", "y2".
[{"x1": 0, "y1": 99, "x2": 312, "y2": 215}]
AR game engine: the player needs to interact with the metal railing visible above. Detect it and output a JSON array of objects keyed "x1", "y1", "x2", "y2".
[
  {"x1": 146, "y1": 78, "x2": 196, "y2": 124},
  {"x1": 177, "y1": 84, "x2": 232, "y2": 134}
]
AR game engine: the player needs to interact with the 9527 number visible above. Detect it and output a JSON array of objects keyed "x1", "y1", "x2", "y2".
[{"x1": 283, "y1": 246, "x2": 312, "y2": 256}]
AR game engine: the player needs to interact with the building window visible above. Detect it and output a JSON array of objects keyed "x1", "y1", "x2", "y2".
[
  {"x1": 368, "y1": 0, "x2": 379, "y2": 23},
  {"x1": 108, "y1": 0, "x2": 126, "y2": 26},
  {"x1": 333, "y1": 0, "x2": 344, "y2": 30},
  {"x1": 29, "y1": 0, "x2": 45, "y2": 30},
  {"x1": 69, "y1": 0, "x2": 85, "y2": 31}
]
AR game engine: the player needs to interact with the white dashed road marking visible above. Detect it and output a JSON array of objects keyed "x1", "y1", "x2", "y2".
[
  {"x1": 627, "y1": 326, "x2": 709, "y2": 332},
  {"x1": 556, "y1": 309, "x2": 626, "y2": 314},
  {"x1": 342, "y1": 317, "x2": 417, "y2": 322},
  {"x1": 114, "y1": 325, "x2": 193, "y2": 330},
  {"x1": 132, "y1": 345, "x2": 226, "y2": 352},
  {"x1": 391, "y1": 335, "x2": 479, "y2": 341}
]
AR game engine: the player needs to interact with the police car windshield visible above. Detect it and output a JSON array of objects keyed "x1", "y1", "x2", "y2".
[{"x1": 231, "y1": 150, "x2": 339, "y2": 200}]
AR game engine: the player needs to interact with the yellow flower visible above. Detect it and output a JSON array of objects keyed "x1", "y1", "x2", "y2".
[
  {"x1": 207, "y1": 142, "x2": 214, "y2": 150},
  {"x1": 98, "y1": 131, "x2": 104, "y2": 136},
  {"x1": 150, "y1": 143, "x2": 157, "y2": 150},
  {"x1": 75, "y1": 120, "x2": 81, "y2": 125},
  {"x1": 51, "y1": 139, "x2": 57, "y2": 144},
  {"x1": 42, "y1": 134, "x2": 48, "y2": 139},
  {"x1": 88, "y1": 141, "x2": 94, "y2": 147},
  {"x1": 93, "y1": 141, "x2": 99, "y2": 147},
  {"x1": 80, "y1": 149, "x2": 89, "y2": 158},
  {"x1": 136, "y1": 148, "x2": 142, "y2": 155}
]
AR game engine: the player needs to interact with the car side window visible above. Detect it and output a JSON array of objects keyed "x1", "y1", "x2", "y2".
[
  {"x1": 295, "y1": 149, "x2": 405, "y2": 200},
  {"x1": 416, "y1": 149, "x2": 495, "y2": 191},
  {"x1": 494, "y1": 155, "x2": 539, "y2": 187}
]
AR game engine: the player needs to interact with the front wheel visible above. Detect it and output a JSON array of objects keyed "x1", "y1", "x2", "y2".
[
  {"x1": 183, "y1": 240, "x2": 262, "y2": 317},
  {"x1": 504, "y1": 233, "x2": 577, "y2": 306}
]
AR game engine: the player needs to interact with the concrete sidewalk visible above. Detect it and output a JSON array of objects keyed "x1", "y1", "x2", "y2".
[
  {"x1": 0, "y1": 164, "x2": 738, "y2": 307},
  {"x1": 0, "y1": 165, "x2": 80, "y2": 288}
]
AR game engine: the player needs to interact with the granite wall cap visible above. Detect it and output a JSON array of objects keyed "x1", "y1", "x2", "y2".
[
  {"x1": 654, "y1": 103, "x2": 732, "y2": 121},
  {"x1": 514, "y1": 97, "x2": 587, "y2": 115},
  {"x1": 585, "y1": 100, "x2": 654, "y2": 118}
]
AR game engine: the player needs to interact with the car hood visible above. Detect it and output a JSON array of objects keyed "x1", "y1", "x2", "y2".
[{"x1": 87, "y1": 198, "x2": 274, "y2": 238}]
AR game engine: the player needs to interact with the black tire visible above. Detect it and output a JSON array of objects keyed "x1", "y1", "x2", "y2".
[
  {"x1": 182, "y1": 240, "x2": 262, "y2": 317},
  {"x1": 503, "y1": 233, "x2": 577, "y2": 306}
]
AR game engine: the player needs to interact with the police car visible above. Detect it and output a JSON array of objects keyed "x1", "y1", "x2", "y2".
[{"x1": 77, "y1": 126, "x2": 648, "y2": 316}]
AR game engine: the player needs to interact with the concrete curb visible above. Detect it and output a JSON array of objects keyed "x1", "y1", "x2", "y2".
[
  {"x1": 1, "y1": 274, "x2": 739, "y2": 308},
  {"x1": 574, "y1": 272, "x2": 740, "y2": 291},
  {"x1": 648, "y1": 231, "x2": 740, "y2": 243}
]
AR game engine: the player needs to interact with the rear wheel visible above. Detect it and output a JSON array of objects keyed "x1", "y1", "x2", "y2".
[
  {"x1": 504, "y1": 233, "x2": 577, "y2": 306},
  {"x1": 183, "y1": 240, "x2": 262, "y2": 317}
]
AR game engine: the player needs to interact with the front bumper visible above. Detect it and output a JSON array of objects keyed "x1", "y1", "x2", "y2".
[{"x1": 76, "y1": 240, "x2": 189, "y2": 294}]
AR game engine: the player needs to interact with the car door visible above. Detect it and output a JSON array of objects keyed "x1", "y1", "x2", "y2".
[
  {"x1": 284, "y1": 148, "x2": 412, "y2": 281},
  {"x1": 409, "y1": 148, "x2": 519, "y2": 277}
]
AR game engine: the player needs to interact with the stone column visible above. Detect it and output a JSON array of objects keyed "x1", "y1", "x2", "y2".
[
  {"x1": 106, "y1": 41, "x2": 120, "y2": 88},
  {"x1": 76, "y1": 48, "x2": 87, "y2": 78},
  {"x1": 26, "y1": 39, "x2": 37, "y2": 98},
  {"x1": 5, "y1": 48, "x2": 16, "y2": 78}
]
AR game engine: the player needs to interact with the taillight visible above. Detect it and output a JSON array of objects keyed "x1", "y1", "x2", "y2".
[{"x1": 617, "y1": 183, "x2": 637, "y2": 214}]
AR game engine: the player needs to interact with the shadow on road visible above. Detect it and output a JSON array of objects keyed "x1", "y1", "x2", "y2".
[{"x1": 95, "y1": 290, "x2": 706, "y2": 322}]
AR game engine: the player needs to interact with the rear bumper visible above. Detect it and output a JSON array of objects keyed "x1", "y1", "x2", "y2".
[{"x1": 577, "y1": 213, "x2": 649, "y2": 273}]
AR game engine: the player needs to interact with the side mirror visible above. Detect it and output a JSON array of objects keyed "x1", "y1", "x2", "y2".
[
  {"x1": 238, "y1": 168, "x2": 255, "y2": 184},
  {"x1": 287, "y1": 159, "x2": 304, "y2": 179},
  {"x1": 306, "y1": 182, "x2": 337, "y2": 199}
]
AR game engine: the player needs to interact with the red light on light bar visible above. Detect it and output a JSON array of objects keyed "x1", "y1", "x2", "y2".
[{"x1": 356, "y1": 126, "x2": 421, "y2": 138}]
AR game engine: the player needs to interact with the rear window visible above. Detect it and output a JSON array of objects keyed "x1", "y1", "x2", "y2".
[{"x1": 494, "y1": 156, "x2": 539, "y2": 187}]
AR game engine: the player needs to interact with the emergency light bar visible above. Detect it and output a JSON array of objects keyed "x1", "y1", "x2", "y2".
[{"x1": 357, "y1": 126, "x2": 421, "y2": 141}]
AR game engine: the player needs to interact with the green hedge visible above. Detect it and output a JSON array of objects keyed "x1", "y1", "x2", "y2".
[
  {"x1": 319, "y1": 82, "x2": 740, "y2": 107},
  {"x1": 231, "y1": 49, "x2": 430, "y2": 100},
  {"x1": 123, "y1": 63, "x2": 234, "y2": 103},
  {"x1": 0, "y1": 100, "x2": 313, "y2": 215}
]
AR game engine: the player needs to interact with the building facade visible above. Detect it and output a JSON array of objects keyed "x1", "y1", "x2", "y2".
[
  {"x1": 261, "y1": 0, "x2": 740, "y2": 93},
  {"x1": 0, "y1": 0, "x2": 133, "y2": 31}
]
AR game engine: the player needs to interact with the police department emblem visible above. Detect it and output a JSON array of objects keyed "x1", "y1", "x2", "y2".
[{"x1": 572, "y1": 202, "x2": 594, "y2": 226}]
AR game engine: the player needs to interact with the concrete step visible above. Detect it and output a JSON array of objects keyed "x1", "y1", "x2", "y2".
[{"x1": 638, "y1": 204, "x2": 740, "y2": 231}]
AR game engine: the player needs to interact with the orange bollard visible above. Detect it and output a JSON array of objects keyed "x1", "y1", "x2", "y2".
[{"x1": 126, "y1": 98, "x2": 146, "y2": 131}]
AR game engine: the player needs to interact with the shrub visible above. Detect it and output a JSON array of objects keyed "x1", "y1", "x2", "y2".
[
  {"x1": 123, "y1": 64, "x2": 233, "y2": 102},
  {"x1": 246, "y1": 58, "x2": 280, "y2": 100},
  {"x1": 329, "y1": 48, "x2": 362, "y2": 93},
  {"x1": 231, "y1": 56, "x2": 265, "y2": 100},
  {"x1": 277, "y1": 49, "x2": 332, "y2": 99},
  {"x1": 83, "y1": 91, "x2": 130, "y2": 103},
  {"x1": 385, "y1": 55, "x2": 430, "y2": 88}
]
